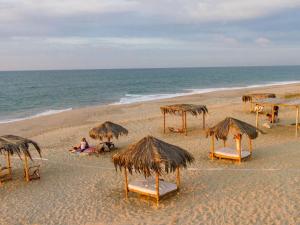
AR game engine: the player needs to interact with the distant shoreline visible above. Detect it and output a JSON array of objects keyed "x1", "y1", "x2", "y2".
[{"x1": 1, "y1": 80, "x2": 300, "y2": 124}]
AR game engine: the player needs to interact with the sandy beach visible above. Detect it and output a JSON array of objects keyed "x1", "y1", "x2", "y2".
[{"x1": 0, "y1": 83, "x2": 299, "y2": 225}]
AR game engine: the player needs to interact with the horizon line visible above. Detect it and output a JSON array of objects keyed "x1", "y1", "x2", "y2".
[{"x1": 1, "y1": 64, "x2": 300, "y2": 73}]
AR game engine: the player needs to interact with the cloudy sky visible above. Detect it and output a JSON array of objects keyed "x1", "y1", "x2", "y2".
[{"x1": 1, "y1": 0, "x2": 300, "y2": 70}]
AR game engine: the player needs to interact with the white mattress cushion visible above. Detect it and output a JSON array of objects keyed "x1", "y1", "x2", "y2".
[
  {"x1": 214, "y1": 147, "x2": 250, "y2": 159},
  {"x1": 128, "y1": 178, "x2": 177, "y2": 196}
]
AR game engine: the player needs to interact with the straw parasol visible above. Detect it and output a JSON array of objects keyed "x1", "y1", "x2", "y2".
[
  {"x1": 0, "y1": 135, "x2": 41, "y2": 159},
  {"x1": 207, "y1": 117, "x2": 261, "y2": 163},
  {"x1": 207, "y1": 117, "x2": 260, "y2": 140},
  {"x1": 113, "y1": 135, "x2": 194, "y2": 176},
  {"x1": 160, "y1": 104, "x2": 208, "y2": 135},
  {"x1": 242, "y1": 93, "x2": 276, "y2": 112},
  {"x1": 242, "y1": 93, "x2": 276, "y2": 103},
  {"x1": 113, "y1": 135, "x2": 194, "y2": 204},
  {"x1": 89, "y1": 121, "x2": 128, "y2": 152},
  {"x1": 0, "y1": 135, "x2": 41, "y2": 182},
  {"x1": 89, "y1": 121, "x2": 128, "y2": 141}
]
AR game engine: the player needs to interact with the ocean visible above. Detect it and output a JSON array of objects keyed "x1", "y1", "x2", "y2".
[{"x1": 1, "y1": 66, "x2": 300, "y2": 123}]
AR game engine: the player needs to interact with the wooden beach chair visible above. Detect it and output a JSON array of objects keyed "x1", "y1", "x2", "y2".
[
  {"x1": 0, "y1": 165, "x2": 12, "y2": 185},
  {"x1": 24, "y1": 163, "x2": 41, "y2": 181}
]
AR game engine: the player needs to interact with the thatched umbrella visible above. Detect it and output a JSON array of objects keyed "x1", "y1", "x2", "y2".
[
  {"x1": 113, "y1": 135, "x2": 194, "y2": 203},
  {"x1": 160, "y1": 104, "x2": 208, "y2": 135},
  {"x1": 89, "y1": 121, "x2": 128, "y2": 151},
  {"x1": 207, "y1": 117, "x2": 260, "y2": 162},
  {"x1": 242, "y1": 93, "x2": 276, "y2": 112},
  {"x1": 0, "y1": 135, "x2": 41, "y2": 182}
]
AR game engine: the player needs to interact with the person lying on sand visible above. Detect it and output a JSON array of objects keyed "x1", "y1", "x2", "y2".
[{"x1": 69, "y1": 137, "x2": 90, "y2": 153}]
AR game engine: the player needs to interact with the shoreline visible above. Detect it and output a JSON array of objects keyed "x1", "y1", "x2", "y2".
[{"x1": 1, "y1": 80, "x2": 300, "y2": 125}]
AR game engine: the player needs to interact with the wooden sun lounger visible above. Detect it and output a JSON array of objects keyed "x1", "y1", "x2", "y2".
[
  {"x1": 128, "y1": 178, "x2": 178, "y2": 200},
  {"x1": 0, "y1": 166, "x2": 12, "y2": 185},
  {"x1": 212, "y1": 147, "x2": 251, "y2": 161},
  {"x1": 168, "y1": 127, "x2": 185, "y2": 133},
  {"x1": 24, "y1": 165, "x2": 40, "y2": 181}
]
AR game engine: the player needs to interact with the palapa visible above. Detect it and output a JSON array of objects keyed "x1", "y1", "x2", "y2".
[
  {"x1": 112, "y1": 135, "x2": 194, "y2": 205},
  {"x1": 242, "y1": 93, "x2": 276, "y2": 112},
  {"x1": 253, "y1": 98, "x2": 300, "y2": 137},
  {"x1": 207, "y1": 117, "x2": 260, "y2": 163},
  {"x1": 0, "y1": 135, "x2": 42, "y2": 183},
  {"x1": 89, "y1": 121, "x2": 128, "y2": 151},
  {"x1": 160, "y1": 104, "x2": 208, "y2": 135},
  {"x1": 89, "y1": 121, "x2": 128, "y2": 140}
]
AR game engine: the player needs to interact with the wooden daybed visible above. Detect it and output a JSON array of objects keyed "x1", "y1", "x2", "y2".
[
  {"x1": 113, "y1": 136, "x2": 194, "y2": 205},
  {"x1": 207, "y1": 117, "x2": 259, "y2": 163}
]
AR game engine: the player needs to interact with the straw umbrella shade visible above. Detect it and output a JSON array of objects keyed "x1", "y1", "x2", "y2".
[
  {"x1": 113, "y1": 135, "x2": 194, "y2": 205},
  {"x1": 207, "y1": 117, "x2": 261, "y2": 163},
  {"x1": 242, "y1": 93, "x2": 276, "y2": 112},
  {"x1": 0, "y1": 135, "x2": 41, "y2": 183},
  {"x1": 160, "y1": 104, "x2": 208, "y2": 135},
  {"x1": 89, "y1": 121, "x2": 128, "y2": 151}
]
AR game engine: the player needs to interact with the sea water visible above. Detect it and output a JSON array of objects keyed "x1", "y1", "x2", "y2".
[{"x1": 0, "y1": 66, "x2": 300, "y2": 123}]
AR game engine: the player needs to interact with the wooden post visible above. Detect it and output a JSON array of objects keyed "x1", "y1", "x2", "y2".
[
  {"x1": 210, "y1": 135, "x2": 215, "y2": 160},
  {"x1": 156, "y1": 173, "x2": 160, "y2": 206},
  {"x1": 124, "y1": 168, "x2": 128, "y2": 199},
  {"x1": 296, "y1": 107, "x2": 299, "y2": 137},
  {"x1": 176, "y1": 167, "x2": 180, "y2": 189},
  {"x1": 249, "y1": 138, "x2": 253, "y2": 158},
  {"x1": 163, "y1": 111, "x2": 166, "y2": 133},
  {"x1": 255, "y1": 110, "x2": 259, "y2": 128},
  {"x1": 271, "y1": 105, "x2": 275, "y2": 123},
  {"x1": 6, "y1": 153, "x2": 12, "y2": 176},
  {"x1": 24, "y1": 155, "x2": 30, "y2": 182},
  {"x1": 181, "y1": 110, "x2": 184, "y2": 134},
  {"x1": 184, "y1": 112, "x2": 187, "y2": 136},
  {"x1": 223, "y1": 139, "x2": 226, "y2": 147},
  {"x1": 202, "y1": 113, "x2": 205, "y2": 130},
  {"x1": 236, "y1": 135, "x2": 242, "y2": 164}
]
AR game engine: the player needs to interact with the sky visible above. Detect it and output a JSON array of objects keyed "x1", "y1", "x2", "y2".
[{"x1": 1, "y1": 0, "x2": 300, "y2": 70}]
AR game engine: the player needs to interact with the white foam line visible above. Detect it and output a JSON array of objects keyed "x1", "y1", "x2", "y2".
[
  {"x1": 111, "y1": 80, "x2": 300, "y2": 105},
  {"x1": 0, "y1": 108, "x2": 72, "y2": 124}
]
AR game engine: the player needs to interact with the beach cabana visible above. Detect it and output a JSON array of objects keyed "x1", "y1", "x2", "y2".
[
  {"x1": 0, "y1": 135, "x2": 41, "y2": 183},
  {"x1": 160, "y1": 104, "x2": 208, "y2": 135},
  {"x1": 112, "y1": 135, "x2": 194, "y2": 205},
  {"x1": 89, "y1": 121, "x2": 128, "y2": 151},
  {"x1": 207, "y1": 117, "x2": 260, "y2": 163},
  {"x1": 242, "y1": 93, "x2": 276, "y2": 112},
  {"x1": 253, "y1": 98, "x2": 300, "y2": 137}
]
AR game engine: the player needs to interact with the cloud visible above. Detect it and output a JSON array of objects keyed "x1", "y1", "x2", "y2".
[
  {"x1": 1, "y1": 0, "x2": 300, "y2": 23},
  {"x1": 9, "y1": 36, "x2": 186, "y2": 49},
  {"x1": 255, "y1": 37, "x2": 271, "y2": 46}
]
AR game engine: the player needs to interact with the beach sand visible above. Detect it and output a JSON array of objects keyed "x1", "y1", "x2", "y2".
[{"x1": 0, "y1": 84, "x2": 299, "y2": 225}]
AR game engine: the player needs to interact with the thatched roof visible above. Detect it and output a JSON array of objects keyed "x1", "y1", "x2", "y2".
[
  {"x1": 89, "y1": 121, "x2": 128, "y2": 140},
  {"x1": 207, "y1": 117, "x2": 260, "y2": 140},
  {"x1": 160, "y1": 104, "x2": 208, "y2": 116},
  {"x1": 242, "y1": 93, "x2": 276, "y2": 102},
  {"x1": 0, "y1": 135, "x2": 41, "y2": 160},
  {"x1": 112, "y1": 135, "x2": 194, "y2": 177}
]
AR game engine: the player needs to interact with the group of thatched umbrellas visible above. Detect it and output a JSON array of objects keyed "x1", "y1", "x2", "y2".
[
  {"x1": 111, "y1": 104, "x2": 261, "y2": 205},
  {"x1": 1, "y1": 103, "x2": 261, "y2": 207}
]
